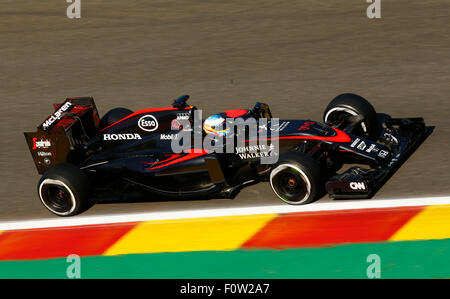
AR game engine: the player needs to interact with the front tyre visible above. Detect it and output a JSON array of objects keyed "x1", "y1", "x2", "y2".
[
  {"x1": 38, "y1": 163, "x2": 91, "y2": 216},
  {"x1": 270, "y1": 153, "x2": 322, "y2": 205},
  {"x1": 323, "y1": 93, "x2": 377, "y2": 138}
]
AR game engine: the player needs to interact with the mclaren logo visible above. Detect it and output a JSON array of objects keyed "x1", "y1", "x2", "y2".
[
  {"x1": 41, "y1": 102, "x2": 73, "y2": 130},
  {"x1": 103, "y1": 133, "x2": 142, "y2": 141},
  {"x1": 138, "y1": 115, "x2": 158, "y2": 132}
]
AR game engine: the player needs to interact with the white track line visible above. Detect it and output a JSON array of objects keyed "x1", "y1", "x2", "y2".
[{"x1": 1, "y1": 196, "x2": 450, "y2": 231}]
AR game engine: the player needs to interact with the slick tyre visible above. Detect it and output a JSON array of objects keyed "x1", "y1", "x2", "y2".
[
  {"x1": 323, "y1": 93, "x2": 377, "y2": 138},
  {"x1": 98, "y1": 107, "x2": 133, "y2": 130},
  {"x1": 38, "y1": 163, "x2": 92, "y2": 216},
  {"x1": 270, "y1": 153, "x2": 322, "y2": 205}
]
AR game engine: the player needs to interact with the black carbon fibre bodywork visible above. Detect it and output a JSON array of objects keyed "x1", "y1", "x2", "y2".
[{"x1": 25, "y1": 96, "x2": 431, "y2": 203}]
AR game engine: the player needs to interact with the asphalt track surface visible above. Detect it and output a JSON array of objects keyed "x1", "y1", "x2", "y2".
[{"x1": 0, "y1": 0, "x2": 449, "y2": 221}]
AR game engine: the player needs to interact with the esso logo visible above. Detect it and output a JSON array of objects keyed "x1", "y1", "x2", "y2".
[{"x1": 138, "y1": 115, "x2": 158, "y2": 132}]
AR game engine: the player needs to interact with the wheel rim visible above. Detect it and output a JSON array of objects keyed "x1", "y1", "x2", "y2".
[
  {"x1": 39, "y1": 179, "x2": 76, "y2": 216},
  {"x1": 324, "y1": 107, "x2": 368, "y2": 137},
  {"x1": 270, "y1": 164, "x2": 311, "y2": 204}
]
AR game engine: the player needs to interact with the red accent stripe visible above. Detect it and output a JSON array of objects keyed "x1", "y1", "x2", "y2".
[
  {"x1": 0, "y1": 223, "x2": 138, "y2": 261},
  {"x1": 145, "y1": 149, "x2": 209, "y2": 170},
  {"x1": 98, "y1": 107, "x2": 191, "y2": 133},
  {"x1": 242, "y1": 207, "x2": 424, "y2": 249},
  {"x1": 338, "y1": 149, "x2": 354, "y2": 153},
  {"x1": 143, "y1": 154, "x2": 182, "y2": 166},
  {"x1": 246, "y1": 128, "x2": 352, "y2": 143}
]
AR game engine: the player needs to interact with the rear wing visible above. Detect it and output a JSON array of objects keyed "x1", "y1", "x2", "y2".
[{"x1": 24, "y1": 97, "x2": 100, "y2": 174}]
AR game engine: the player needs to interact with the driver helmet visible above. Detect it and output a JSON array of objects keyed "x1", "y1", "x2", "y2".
[{"x1": 203, "y1": 114, "x2": 230, "y2": 137}]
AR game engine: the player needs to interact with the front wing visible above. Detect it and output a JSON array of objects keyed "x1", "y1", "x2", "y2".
[{"x1": 325, "y1": 117, "x2": 431, "y2": 199}]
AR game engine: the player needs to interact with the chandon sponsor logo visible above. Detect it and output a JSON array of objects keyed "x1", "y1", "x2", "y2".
[
  {"x1": 32, "y1": 138, "x2": 52, "y2": 150},
  {"x1": 103, "y1": 133, "x2": 142, "y2": 141}
]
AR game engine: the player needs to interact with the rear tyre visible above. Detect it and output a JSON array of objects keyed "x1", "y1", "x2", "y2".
[
  {"x1": 98, "y1": 107, "x2": 133, "y2": 130},
  {"x1": 270, "y1": 153, "x2": 322, "y2": 205},
  {"x1": 323, "y1": 93, "x2": 377, "y2": 138},
  {"x1": 38, "y1": 163, "x2": 91, "y2": 216}
]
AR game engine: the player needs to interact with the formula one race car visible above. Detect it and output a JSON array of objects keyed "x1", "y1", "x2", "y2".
[{"x1": 24, "y1": 94, "x2": 430, "y2": 216}]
